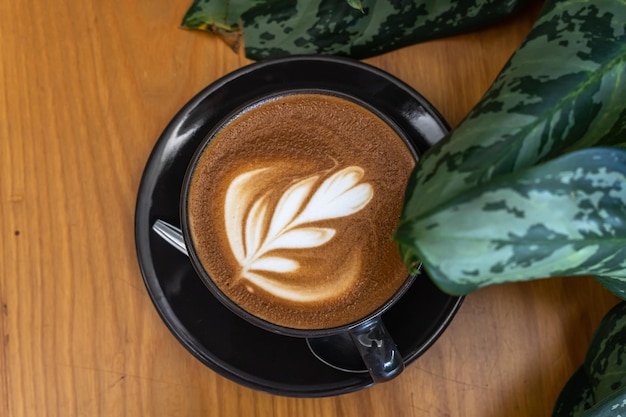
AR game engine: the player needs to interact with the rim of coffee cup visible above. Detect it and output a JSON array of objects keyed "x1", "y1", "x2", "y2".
[{"x1": 179, "y1": 88, "x2": 421, "y2": 338}]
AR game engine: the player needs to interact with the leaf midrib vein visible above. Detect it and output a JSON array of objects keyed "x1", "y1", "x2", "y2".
[{"x1": 404, "y1": 43, "x2": 626, "y2": 225}]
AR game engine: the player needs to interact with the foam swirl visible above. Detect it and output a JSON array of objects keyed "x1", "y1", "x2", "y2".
[{"x1": 224, "y1": 166, "x2": 373, "y2": 302}]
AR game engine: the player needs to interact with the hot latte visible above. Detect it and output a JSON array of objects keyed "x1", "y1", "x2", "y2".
[{"x1": 186, "y1": 92, "x2": 415, "y2": 330}]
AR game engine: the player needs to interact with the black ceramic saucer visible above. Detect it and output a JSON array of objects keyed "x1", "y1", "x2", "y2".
[{"x1": 134, "y1": 56, "x2": 463, "y2": 397}]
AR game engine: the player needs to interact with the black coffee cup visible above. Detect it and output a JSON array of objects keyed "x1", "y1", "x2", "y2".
[{"x1": 179, "y1": 90, "x2": 421, "y2": 383}]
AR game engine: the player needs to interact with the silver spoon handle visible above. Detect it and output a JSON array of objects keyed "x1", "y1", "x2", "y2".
[{"x1": 152, "y1": 219, "x2": 188, "y2": 256}]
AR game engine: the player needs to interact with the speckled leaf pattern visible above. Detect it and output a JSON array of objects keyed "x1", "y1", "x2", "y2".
[
  {"x1": 552, "y1": 367, "x2": 595, "y2": 417},
  {"x1": 395, "y1": 148, "x2": 626, "y2": 295},
  {"x1": 405, "y1": 0, "x2": 626, "y2": 218},
  {"x1": 400, "y1": 0, "x2": 626, "y2": 222},
  {"x1": 181, "y1": 0, "x2": 526, "y2": 60},
  {"x1": 398, "y1": 0, "x2": 626, "y2": 290},
  {"x1": 553, "y1": 302, "x2": 626, "y2": 417}
]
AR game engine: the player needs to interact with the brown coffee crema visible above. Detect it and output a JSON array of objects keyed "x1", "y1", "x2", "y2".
[{"x1": 187, "y1": 93, "x2": 415, "y2": 330}]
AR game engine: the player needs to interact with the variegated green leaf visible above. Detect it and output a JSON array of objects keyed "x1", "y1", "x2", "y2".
[
  {"x1": 395, "y1": 148, "x2": 626, "y2": 295},
  {"x1": 593, "y1": 276, "x2": 626, "y2": 300},
  {"x1": 552, "y1": 367, "x2": 595, "y2": 417},
  {"x1": 553, "y1": 302, "x2": 626, "y2": 417},
  {"x1": 181, "y1": 0, "x2": 236, "y2": 30},
  {"x1": 181, "y1": 0, "x2": 526, "y2": 60},
  {"x1": 585, "y1": 303, "x2": 626, "y2": 404},
  {"x1": 400, "y1": 0, "x2": 626, "y2": 223},
  {"x1": 180, "y1": 0, "x2": 250, "y2": 50},
  {"x1": 575, "y1": 388, "x2": 626, "y2": 417}
]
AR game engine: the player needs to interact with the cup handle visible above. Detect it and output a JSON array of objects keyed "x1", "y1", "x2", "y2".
[
  {"x1": 152, "y1": 219, "x2": 405, "y2": 382},
  {"x1": 349, "y1": 316, "x2": 404, "y2": 383}
]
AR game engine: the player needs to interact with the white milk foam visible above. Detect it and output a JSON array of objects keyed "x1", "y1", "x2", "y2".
[{"x1": 224, "y1": 165, "x2": 373, "y2": 302}]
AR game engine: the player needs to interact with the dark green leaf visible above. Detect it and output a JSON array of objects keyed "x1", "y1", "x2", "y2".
[
  {"x1": 181, "y1": 0, "x2": 242, "y2": 30},
  {"x1": 577, "y1": 388, "x2": 626, "y2": 417},
  {"x1": 552, "y1": 367, "x2": 595, "y2": 417},
  {"x1": 180, "y1": 0, "x2": 248, "y2": 51},
  {"x1": 553, "y1": 302, "x2": 626, "y2": 417},
  {"x1": 395, "y1": 148, "x2": 626, "y2": 295},
  {"x1": 181, "y1": 0, "x2": 528, "y2": 60},
  {"x1": 594, "y1": 276, "x2": 626, "y2": 301},
  {"x1": 400, "y1": 0, "x2": 626, "y2": 223}
]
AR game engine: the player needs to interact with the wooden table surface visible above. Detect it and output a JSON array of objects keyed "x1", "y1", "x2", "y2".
[{"x1": 1, "y1": 0, "x2": 619, "y2": 416}]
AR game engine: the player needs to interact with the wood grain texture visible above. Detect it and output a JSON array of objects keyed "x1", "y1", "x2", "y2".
[{"x1": 0, "y1": 0, "x2": 619, "y2": 416}]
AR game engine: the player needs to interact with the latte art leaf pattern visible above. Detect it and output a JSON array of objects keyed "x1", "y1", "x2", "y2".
[{"x1": 224, "y1": 166, "x2": 373, "y2": 302}]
